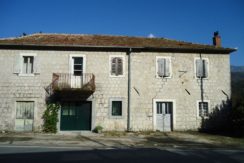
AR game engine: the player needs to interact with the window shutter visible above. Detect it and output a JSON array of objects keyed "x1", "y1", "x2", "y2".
[
  {"x1": 157, "y1": 58, "x2": 165, "y2": 77},
  {"x1": 165, "y1": 58, "x2": 170, "y2": 77},
  {"x1": 196, "y1": 59, "x2": 203, "y2": 78},
  {"x1": 203, "y1": 60, "x2": 208, "y2": 78},
  {"x1": 33, "y1": 55, "x2": 40, "y2": 74},
  {"x1": 111, "y1": 58, "x2": 117, "y2": 75},
  {"x1": 13, "y1": 55, "x2": 22, "y2": 74},
  {"x1": 117, "y1": 58, "x2": 123, "y2": 75}
]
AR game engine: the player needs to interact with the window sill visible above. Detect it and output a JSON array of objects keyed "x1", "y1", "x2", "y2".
[
  {"x1": 18, "y1": 74, "x2": 35, "y2": 77},
  {"x1": 156, "y1": 75, "x2": 172, "y2": 79},
  {"x1": 109, "y1": 75, "x2": 125, "y2": 78},
  {"x1": 197, "y1": 116, "x2": 209, "y2": 119},
  {"x1": 109, "y1": 116, "x2": 124, "y2": 119},
  {"x1": 195, "y1": 77, "x2": 209, "y2": 80}
]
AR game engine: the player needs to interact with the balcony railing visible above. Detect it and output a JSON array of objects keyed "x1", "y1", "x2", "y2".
[{"x1": 45, "y1": 73, "x2": 95, "y2": 96}]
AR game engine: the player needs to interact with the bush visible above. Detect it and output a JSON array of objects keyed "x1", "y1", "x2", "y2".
[
  {"x1": 42, "y1": 103, "x2": 60, "y2": 133},
  {"x1": 93, "y1": 125, "x2": 103, "y2": 133},
  {"x1": 199, "y1": 99, "x2": 244, "y2": 137}
]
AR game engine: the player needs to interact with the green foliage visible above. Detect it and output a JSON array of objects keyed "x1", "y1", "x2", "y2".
[
  {"x1": 93, "y1": 125, "x2": 103, "y2": 133},
  {"x1": 42, "y1": 103, "x2": 60, "y2": 133},
  {"x1": 200, "y1": 74, "x2": 244, "y2": 137}
]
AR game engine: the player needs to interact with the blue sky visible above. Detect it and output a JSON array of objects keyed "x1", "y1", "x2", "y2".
[{"x1": 1, "y1": 0, "x2": 243, "y2": 66}]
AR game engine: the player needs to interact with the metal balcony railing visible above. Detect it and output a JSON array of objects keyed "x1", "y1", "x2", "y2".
[{"x1": 45, "y1": 73, "x2": 95, "y2": 96}]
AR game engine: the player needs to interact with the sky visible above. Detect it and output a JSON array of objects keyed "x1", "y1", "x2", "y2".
[{"x1": 1, "y1": 0, "x2": 243, "y2": 66}]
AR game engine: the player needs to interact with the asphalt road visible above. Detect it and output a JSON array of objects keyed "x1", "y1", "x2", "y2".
[{"x1": 0, "y1": 145, "x2": 243, "y2": 163}]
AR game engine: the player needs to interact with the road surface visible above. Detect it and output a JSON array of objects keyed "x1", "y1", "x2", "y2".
[{"x1": 0, "y1": 145, "x2": 243, "y2": 163}]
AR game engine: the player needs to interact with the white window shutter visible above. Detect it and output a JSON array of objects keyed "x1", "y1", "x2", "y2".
[
  {"x1": 196, "y1": 59, "x2": 203, "y2": 78},
  {"x1": 111, "y1": 58, "x2": 117, "y2": 75},
  {"x1": 203, "y1": 60, "x2": 208, "y2": 78},
  {"x1": 165, "y1": 58, "x2": 170, "y2": 77},
  {"x1": 33, "y1": 55, "x2": 40, "y2": 74},
  {"x1": 13, "y1": 55, "x2": 22, "y2": 74},
  {"x1": 157, "y1": 58, "x2": 165, "y2": 77},
  {"x1": 117, "y1": 58, "x2": 123, "y2": 75}
]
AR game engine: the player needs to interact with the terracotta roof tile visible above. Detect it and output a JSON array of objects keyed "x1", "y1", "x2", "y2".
[{"x1": 0, "y1": 33, "x2": 236, "y2": 53}]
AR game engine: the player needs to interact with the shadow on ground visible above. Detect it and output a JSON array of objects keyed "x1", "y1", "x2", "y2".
[{"x1": 0, "y1": 148, "x2": 242, "y2": 163}]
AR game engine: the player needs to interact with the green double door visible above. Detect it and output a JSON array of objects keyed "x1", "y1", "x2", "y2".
[{"x1": 60, "y1": 102, "x2": 91, "y2": 131}]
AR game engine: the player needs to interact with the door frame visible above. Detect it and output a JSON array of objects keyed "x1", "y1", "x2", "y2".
[
  {"x1": 153, "y1": 99, "x2": 176, "y2": 131},
  {"x1": 69, "y1": 54, "x2": 86, "y2": 75},
  {"x1": 13, "y1": 99, "x2": 37, "y2": 132}
]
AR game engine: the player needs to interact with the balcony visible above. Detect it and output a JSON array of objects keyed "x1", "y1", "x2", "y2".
[{"x1": 45, "y1": 73, "x2": 95, "y2": 101}]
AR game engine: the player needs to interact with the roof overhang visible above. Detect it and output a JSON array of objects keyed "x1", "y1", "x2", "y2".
[{"x1": 0, "y1": 43, "x2": 236, "y2": 54}]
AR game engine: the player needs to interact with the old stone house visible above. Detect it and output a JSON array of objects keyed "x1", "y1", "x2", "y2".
[{"x1": 0, "y1": 32, "x2": 236, "y2": 132}]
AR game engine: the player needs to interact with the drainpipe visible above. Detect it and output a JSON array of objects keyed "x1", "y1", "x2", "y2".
[
  {"x1": 127, "y1": 48, "x2": 132, "y2": 131},
  {"x1": 199, "y1": 53, "x2": 204, "y2": 103}
]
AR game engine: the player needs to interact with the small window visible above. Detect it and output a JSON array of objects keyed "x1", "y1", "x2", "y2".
[
  {"x1": 196, "y1": 58, "x2": 208, "y2": 78},
  {"x1": 110, "y1": 57, "x2": 123, "y2": 76},
  {"x1": 112, "y1": 101, "x2": 122, "y2": 116},
  {"x1": 22, "y1": 56, "x2": 34, "y2": 74},
  {"x1": 198, "y1": 102, "x2": 209, "y2": 117},
  {"x1": 156, "y1": 57, "x2": 171, "y2": 78}
]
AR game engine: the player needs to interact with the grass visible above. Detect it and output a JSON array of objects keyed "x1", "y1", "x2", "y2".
[{"x1": 0, "y1": 137, "x2": 33, "y2": 142}]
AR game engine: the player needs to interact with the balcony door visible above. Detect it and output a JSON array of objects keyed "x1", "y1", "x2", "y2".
[{"x1": 70, "y1": 56, "x2": 83, "y2": 88}]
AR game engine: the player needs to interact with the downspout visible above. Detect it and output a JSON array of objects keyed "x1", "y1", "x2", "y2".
[
  {"x1": 199, "y1": 53, "x2": 204, "y2": 103},
  {"x1": 127, "y1": 48, "x2": 132, "y2": 131}
]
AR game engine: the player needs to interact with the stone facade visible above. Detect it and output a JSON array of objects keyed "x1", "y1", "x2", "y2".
[{"x1": 0, "y1": 49, "x2": 231, "y2": 132}]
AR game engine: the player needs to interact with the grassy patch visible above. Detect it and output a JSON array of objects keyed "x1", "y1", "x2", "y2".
[{"x1": 0, "y1": 137, "x2": 33, "y2": 142}]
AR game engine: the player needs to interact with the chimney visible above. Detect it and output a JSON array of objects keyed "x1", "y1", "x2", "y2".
[{"x1": 213, "y1": 31, "x2": 221, "y2": 47}]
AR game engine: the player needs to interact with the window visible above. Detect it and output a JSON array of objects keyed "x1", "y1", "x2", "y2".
[
  {"x1": 110, "y1": 56, "x2": 124, "y2": 76},
  {"x1": 73, "y1": 57, "x2": 83, "y2": 76},
  {"x1": 112, "y1": 101, "x2": 122, "y2": 116},
  {"x1": 13, "y1": 53, "x2": 39, "y2": 75},
  {"x1": 198, "y1": 102, "x2": 209, "y2": 117},
  {"x1": 195, "y1": 58, "x2": 208, "y2": 78},
  {"x1": 156, "y1": 57, "x2": 171, "y2": 78},
  {"x1": 109, "y1": 97, "x2": 124, "y2": 118},
  {"x1": 22, "y1": 56, "x2": 34, "y2": 74},
  {"x1": 156, "y1": 102, "x2": 172, "y2": 114}
]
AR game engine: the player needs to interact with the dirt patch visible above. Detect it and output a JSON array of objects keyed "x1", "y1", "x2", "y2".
[{"x1": 0, "y1": 137, "x2": 33, "y2": 142}]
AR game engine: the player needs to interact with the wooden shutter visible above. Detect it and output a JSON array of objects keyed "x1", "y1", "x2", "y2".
[
  {"x1": 33, "y1": 55, "x2": 40, "y2": 74},
  {"x1": 111, "y1": 58, "x2": 117, "y2": 75},
  {"x1": 111, "y1": 57, "x2": 123, "y2": 76},
  {"x1": 165, "y1": 58, "x2": 170, "y2": 77},
  {"x1": 203, "y1": 60, "x2": 208, "y2": 78},
  {"x1": 13, "y1": 54, "x2": 22, "y2": 74},
  {"x1": 117, "y1": 57, "x2": 123, "y2": 75},
  {"x1": 157, "y1": 58, "x2": 165, "y2": 77},
  {"x1": 196, "y1": 59, "x2": 203, "y2": 78}
]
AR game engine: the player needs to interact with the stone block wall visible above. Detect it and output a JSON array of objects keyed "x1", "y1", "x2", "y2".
[{"x1": 0, "y1": 49, "x2": 230, "y2": 132}]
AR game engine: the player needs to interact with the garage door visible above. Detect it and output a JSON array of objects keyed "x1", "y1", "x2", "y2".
[{"x1": 60, "y1": 102, "x2": 91, "y2": 131}]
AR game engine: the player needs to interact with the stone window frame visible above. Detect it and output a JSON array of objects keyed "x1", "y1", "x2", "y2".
[
  {"x1": 108, "y1": 97, "x2": 126, "y2": 119},
  {"x1": 196, "y1": 100, "x2": 210, "y2": 118},
  {"x1": 155, "y1": 56, "x2": 172, "y2": 79},
  {"x1": 109, "y1": 55, "x2": 125, "y2": 78},
  {"x1": 17, "y1": 53, "x2": 38, "y2": 77},
  {"x1": 194, "y1": 57, "x2": 209, "y2": 79}
]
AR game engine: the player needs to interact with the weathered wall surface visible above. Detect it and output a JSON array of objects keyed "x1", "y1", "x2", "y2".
[
  {"x1": 0, "y1": 49, "x2": 230, "y2": 131},
  {"x1": 130, "y1": 52, "x2": 230, "y2": 131}
]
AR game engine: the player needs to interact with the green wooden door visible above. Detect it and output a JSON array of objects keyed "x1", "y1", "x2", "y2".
[{"x1": 60, "y1": 102, "x2": 91, "y2": 131}]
